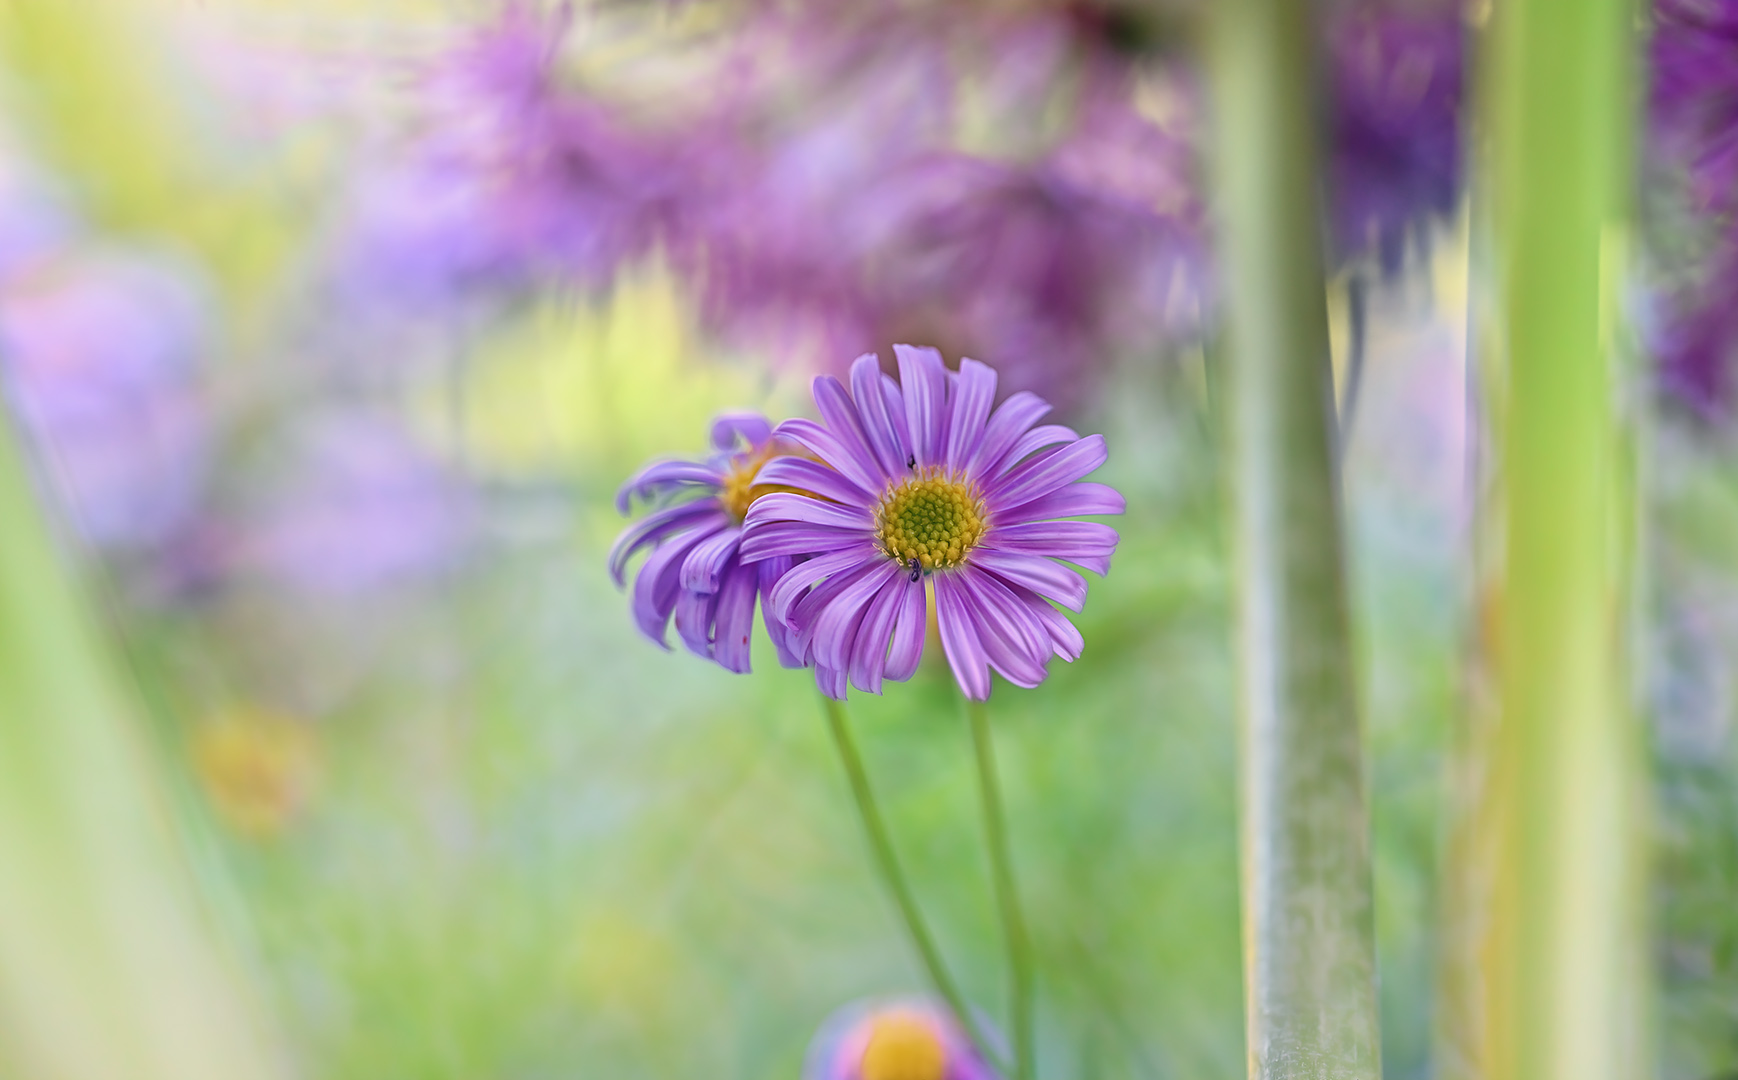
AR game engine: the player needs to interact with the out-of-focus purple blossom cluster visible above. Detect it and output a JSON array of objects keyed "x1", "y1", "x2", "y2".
[{"x1": 1651, "y1": 0, "x2": 1738, "y2": 420}]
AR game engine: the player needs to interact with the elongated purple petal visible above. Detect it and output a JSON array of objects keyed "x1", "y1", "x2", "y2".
[
  {"x1": 630, "y1": 522, "x2": 723, "y2": 647},
  {"x1": 934, "y1": 573, "x2": 991, "y2": 700},
  {"x1": 880, "y1": 375, "x2": 912, "y2": 466},
  {"x1": 982, "y1": 520, "x2": 1120, "y2": 574},
  {"x1": 680, "y1": 527, "x2": 743, "y2": 592},
  {"x1": 773, "y1": 418, "x2": 885, "y2": 494},
  {"x1": 957, "y1": 565, "x2": 1052, "y2": 683},
  {"x1": 815, "y1": 664, "x2": 850, "y2": 701},
  {"x1": 1020, "y1": 590, "x2": 1085, "y2": 662},
  {"x1": 987, "y1": 425, "x2": 1081, "y2": 478},
  {"x1": 711, "y1": 558, "x2": 760, "y2": 674},
  {"x1": 757, "y1": 555, "x2": 806, "y2": 668},
  {"x1": 847, "y1": 574, "x2": 906, "y2": 694},
  {"x1": 812, "y1": 561, "x2": 901, "y2": 672},
  {"x1": 767, "y1": 543, "x2": 878, "y2": 623},
  {"x1": 755, "y1": 456, "x2": 875, "y2": 505},
  {"x1": 711, "y1": 413, "x2": 773, "y2": 452},
  {"x1": 745, "y1": 491, "x2": 873, "y2": 531},
  {"x1": 789, "y1": 560, "x2": 885, "y2": 660},
  {"x1": 895, "y1": 344, "x2": 949, "y2": 469},
  {"x1": 967, "y1": 391, "x2": 1051, "y2": 477},
  {"x1": 851, "y1": 353, "x2": 908, "y2": 476},
  {"x1": 945, "y1": 358, "x2": 997, "y2": 472},
  {"x1": 608, "y1": 499, "x2": 725, "y2": 585},
  {"x1": 999, "y1": 481, "x2": 1126, "y2": 523},
  {"x1": 971, "y1": 549, "x2": 1089, "y2": 612},
  {"x1": 986, "y1": 434, "x2": 1108, "y2": 507},
  {"x1": 675, "y1": 585, "x2": 721, "y2": 659},
  {"x1": 814, "y1": 374, "x2": 889, "y2": 487},
  {"x1": 884, "y1": 575, "x2": 928, "y2": 682},
  {"x1": 615, "y1": 460, "x2": 723, "y2": 514},
  {"x1": 739, "y1": 521, "x2": 867, "y2": 560}
]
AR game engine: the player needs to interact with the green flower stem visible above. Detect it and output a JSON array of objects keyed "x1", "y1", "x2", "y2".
[
  {"x1": 0, "y1": 414, "x2": 283, "y2": 1079},
  {"x1": 820, "y1": 695, "x2": 1006, "y2": 1073},
  {"x1": 1204, "y1": 1, "x2": 1381, "y2": 1076},
  {"x1": 966, "y1": 698, "x2": 1035, "y2": 1080},
  {"x1": 1483, "y1": 0, "x2": 1645, "y2": 1077}
]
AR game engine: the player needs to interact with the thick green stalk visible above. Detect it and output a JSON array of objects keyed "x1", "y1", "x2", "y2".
[
  {"x1": 1205, "y1": 2, "x2": 1381, "y2": 1077},
  {"x1": 1483, "y1": 1, "x2": 1643, "y2": 1078},
  {"x1": 966, "y1": 699, "x2": 1034, "y2": 1080},
  {"x1": 820, "y1": 697, "x2": 1006, "y2": 1072},
  {"x1": 0, "y1": 418, "x2": 283, "y2": 1079}
]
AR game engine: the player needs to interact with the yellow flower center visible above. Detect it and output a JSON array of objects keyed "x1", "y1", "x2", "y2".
[
  {"x1": 860, "y1": 1013, "x2": 948, "y2": 1080},
  {"x1": 875, "y1": 470, "x2": 986, "y2": 572},
  {"x1": 718, "y1": 444, "x2": 798, "y2": 524}
]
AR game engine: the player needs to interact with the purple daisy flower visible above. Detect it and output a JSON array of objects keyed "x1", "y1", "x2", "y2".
[
  {"x1": 610, "y1": 413, "x2": 808, "y2": 674},
  {"x1": 740, "y1": 346, "x2": 1123, "y2": 701},
  {"x1": 804, "y1": 998, "x2": 1001, "y2": 1080}
]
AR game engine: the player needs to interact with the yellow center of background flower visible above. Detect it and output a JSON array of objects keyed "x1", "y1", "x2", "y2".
[
  {"x1": 876, "y1": 472, "x2": 985, "y2": 571},
  {"x1": 859, "y1": 1013, "x2": 947, "y2": 1080},
  {"x1": 719, "y1": 444, "x2": 800, "y2": 523}
]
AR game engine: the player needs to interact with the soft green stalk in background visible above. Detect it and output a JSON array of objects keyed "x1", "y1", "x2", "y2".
[
  {"x1": 966, "y1": 699, "x2": 1034, "y2": 1080},
  {"x1": 1483, "y1": 0, "x2": 1645, "y2": 1078},
  {"x1": 0, "y1": 417, "x2": 285, "y2": 1079},
  {"x1": 1205, "y1": 2, "x2": 1381, "y2": 1076}
]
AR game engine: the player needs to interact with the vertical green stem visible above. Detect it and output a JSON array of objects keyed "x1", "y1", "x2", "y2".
[
  {"x1": 1484, "y1": 1, "x2": 1643, "y2": 1078},
  {"x1": 966, "y1": 699, "x2": 1035, "y2": 1080},
  {"x1": 1205, "y1": 2, "x2": 1381, "y2": 1077},
  {"x1": 820, "y1": 696, "x2": 1006, "y2": 1072}
]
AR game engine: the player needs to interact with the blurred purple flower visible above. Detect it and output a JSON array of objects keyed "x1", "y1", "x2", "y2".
[
  {"x1": 741, "y1": 347, "x2": 1123, "y2": 701},
  {"x1": 1325, "y1": 4, "x2": 1465, "y2": 272},
  {"x1": 1655, "y1": 241, "x2": 1738, "y2": 421},
  {"x1": 0, "y1": 254, "x2": 210, "y2": 550},
  {"x1": 804, "y1": 998, "x2": 1001, "y2": 1080},
  {"x1": 1653, "y1": 0, "x2": 1738, "y2": 215},
  {"x1": 227, "y1": 415, "x2": 473, "y2": 594},
  {"x1": 610, "y1": 413, "x2": 806, "y2": 674}
]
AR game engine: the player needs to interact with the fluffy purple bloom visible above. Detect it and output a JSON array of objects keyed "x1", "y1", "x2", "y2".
[
  {"x1": 0, "y1": 254, "x2": 210, "y2": 551},
  {"x1": 741, "y1": 346, "x2": 1123, "y2": 701},
  {"x1": 1325, "y1": 5, "x2": 1465, "y2": 271},
  {"x1": 1653, "y1": 0, "x2": 1738, "y2": 215},
  {"x1": 804, "y1": 998, "x2": 1000, "y2": 1080},
  {"x1": 610, "y1": 414, "x2": 806, "y2": 674}
]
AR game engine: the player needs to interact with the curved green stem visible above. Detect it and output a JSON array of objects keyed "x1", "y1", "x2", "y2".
[
  {"x1": 820, "y1": 696, "x2": 1006, "y2": 1073},
  {"x1": 966, "y1": 699, "x2": 1035, "y2": 1080}
]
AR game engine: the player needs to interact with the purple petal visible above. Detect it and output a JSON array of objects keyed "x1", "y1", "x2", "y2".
[
  {"x1": 971, "y1": 549, "x2": 1089, "y2": 612},
  {"x1": 955, "y1": 566, "x2": 1052, "y2": 687},
  {"x1": 674, "y1": 586, "x2": 721, "y2": 659},
  {"x1": 999, "y1": 481, "x2": 1126, "y2": 522},
  {"x1": 1019, "y1": 590, "x2": 1084, "y2": 662},
  {"x1": 933, "y1": 573, "x2": 991, "y2": 701},
  {"x1": 966, "y1": 392, "x2": 1052, "y2": 478},
  {"x1": 767, "y1": 543, "x2": 878, "y2": 623},
  {"x1": 811, "y1": 561, "x2": 901, "y2": 672},
  {"x1": 757, "y1": 555, "x2": 807, "y2": 669},
  {"x1": 738, "y1": 521, "x2": 868, "y2": 560},
  {"x1": 744, "y1": 491, "x2": 873, "y2": 531},
  {"x1": 755, "y1": 456, "x2": 875, "y2": 505},
  {"x1": 982, "y1": 520, "x2": 1120, "y2": 575},
  {"x1": 986, "y1": 434, "x2": 1109, "y2": 507},
  {"x1": 814, "y1": 374, "x2": 890, "y2": 487},
  {"x1": 814, "y1": 664, "x2": 850, "y2": 700},
  {"x1": 680, "y1": 527, "x2": 744, "y2": 593},
  {"x1": 629, "y1": 522, "x2": 723, "y2": 647},
  {"x1": 880, "y1": 375, "x2": 912, "y2": 466},
  {"x1": 711, "y1": 558, "x2": 760, "y2": 674},
  {"x1": 884, "y1": 575, "x2": 929, "y2": 682},
  {"x1": 608, "y1": 499, "x2": 725, "y2": 585},
  {"x1": 987, "y1": 425, "x2": 1081, "y2": 478},
  {"x1": 894, "y1": 344, "x2": 950, "y2": 469},
  {"x1": 788, "y1": 560, "x2": 886, "y2": 660},
  {"x1": 944, "y1": 358, "x2": 997, "y2": 472},
  {"x1": 615, "y1": 460, "x2": 723, "y2": 514},
  {"x1": 847, "y1": 575, "x2": 907, "y2": 694},
  {"x1": 773, "y1": 417, "x2": 884, "y2": 494},
  {"x1": 711, "y1": 412, "x2": 773, "y2": 452},
  {"x1": 851, "y1": 353, "x2": 908, "y2": 476}
]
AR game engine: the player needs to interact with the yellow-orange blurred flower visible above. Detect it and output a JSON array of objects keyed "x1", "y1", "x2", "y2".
[{"x1": 192, "y1": 706, "x2": 317, "y2": 838}]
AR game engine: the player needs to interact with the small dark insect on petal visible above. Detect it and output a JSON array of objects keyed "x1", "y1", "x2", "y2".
[
  {"x1": 908, "y1": 558, "x2": 922, "y2": 582},
  {"x1": 906, "y1": 454, "x2": 916, "y2": 470}
]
